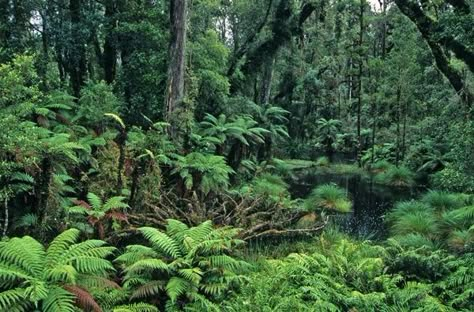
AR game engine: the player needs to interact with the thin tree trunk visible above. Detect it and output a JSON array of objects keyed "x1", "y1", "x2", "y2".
[
  {"x1": 259, "y1": 57, "x2": 274, "y2": 105},
  {"x1": 69, "y1": 0, "x2": 87, "y2": 98},
  {"x1": 401, "y1": 99, "x2": 408, "y2": 161},
  {"x1": 371, "y1": 94, "x2": 377, "y2": 166},
  {"x1": 165, "y1": 0, "x2": 188, "y2": 139},
  {"x1": 2, "y1": 197, "x2": 8, "y2": 238},
  {"x1": 356, "y1": 0, "x2": 365, "y2": 167},
  {"x1": 395, "y1": 86, "x2": 401, "y2": 167},
  {"x1": 103, "y1": 0, "x2": 117, "y2": 84}
]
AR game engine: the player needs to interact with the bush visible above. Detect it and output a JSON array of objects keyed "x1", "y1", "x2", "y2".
[{"x1": 430, "y1": 164, "x2": 474, "y2": 193}]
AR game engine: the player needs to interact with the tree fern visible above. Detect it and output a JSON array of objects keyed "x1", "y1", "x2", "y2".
[
  {"x1": 116, "y1": 219, "x2": 249, "y2": 308},
  {"x1": 0, "y1": 229, "x2": 116, "y2": 312}
]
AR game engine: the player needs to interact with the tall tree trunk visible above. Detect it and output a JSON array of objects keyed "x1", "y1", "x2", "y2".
[
  {"x1": 395, "y1": 86, "x2": 401, "y2": 167},
  {"x1": 370, "y1": 93, "x2": 377, "y2": 166},
  {"x1": 69, "y1": 0, "x2": 87, "y2": 98},
  {"x1": 259, "y1": 57, "x2": 274, "y2": 105},
  {"x1": 0, "y1": 1, "x2": 8, "y2": 47},
  {"x1": 103, "y1": 0, "x2": 118, "y2": 84},
  {"x1": 380, "y1": 0, "x2": 387, "y2": 59},
  {"x1": 401, "y1": 99, "x2": 408, "y2": 161},
  {"x1": 356, "y1": 0, "x2": 365, "y2": 167},
  {"x1": 165, "y1": 0, "x2": 188, "y2": 139}
]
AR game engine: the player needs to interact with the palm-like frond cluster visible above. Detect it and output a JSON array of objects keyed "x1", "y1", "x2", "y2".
[
  {"x1": 0, "y1": 220, "x2": 250, "y2": 311},
  {"x1": 116, "y1": 219, "x2": 249, "y2": 310},
  {"x1": 0, "y1": 228, "x2": 116, "y2": 312}
]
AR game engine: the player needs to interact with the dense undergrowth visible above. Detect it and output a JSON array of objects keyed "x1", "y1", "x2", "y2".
[{"x1": 1, "y1": 0, "x2": 474, "y2": 310}]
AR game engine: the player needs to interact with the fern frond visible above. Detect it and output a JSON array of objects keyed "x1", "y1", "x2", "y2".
[
  {"x1": 113, "y1": 303, "x2": 158, "y2": 312},
  {"x1": 166, "y1": 277, "x2": 191, "y2": 302},
  {"x1": 130, "y1": 280, "x2": 165, "y2": 300},
  {"x1": 125, "y1": 259, "x2": 169, "y2": 275},
  {"x1": 42, "y1": 286, "x2": 76, "y2": 312},
  {"x1": 139, "y1": 227, "x2": 182, "y2": 258},
  {"x1": 46, "y1": 228, "x2": 81, "y2": 266},
  {"x1": 0, "y1": 288, "x2": 27, "y2": 310},
  {"x1": 87, "y1": 193, "x2": 103, "y2": 211},
  {"x1": 63, "y1": 285, "x2": 101, "y2": 312}
]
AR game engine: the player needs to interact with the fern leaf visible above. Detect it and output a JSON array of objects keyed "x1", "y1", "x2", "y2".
[
  {"x1": 63, "y1": 285, "x2": 102, "y2": 312},
  {"x1": 113, "y1": 303, "x2": 158, "y2": 312},
  {"x1": 42, "y1": 286, "x2": 76, "y2": 312},
  {"x1": 138, "y1": 227, "x2": 182, "y2": 258},
  {"x1": 166, "y1": 277, "x2": 190, "y2": 302}
]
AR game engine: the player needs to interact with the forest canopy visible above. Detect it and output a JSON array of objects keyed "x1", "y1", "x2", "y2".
[{"x1": 0, "y1": 0, "x2": 473, "y2": 311}]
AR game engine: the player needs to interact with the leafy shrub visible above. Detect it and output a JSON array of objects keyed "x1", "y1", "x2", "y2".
[
  {"x1": 315, "y1": 156, "x2": 330, "y2": 167},
  {"x1": 241, "y1": 173, "x2": 289, "y2": 204},
  {"x1": 430, "y1": 164, "x2": 474, "y2": 193}
]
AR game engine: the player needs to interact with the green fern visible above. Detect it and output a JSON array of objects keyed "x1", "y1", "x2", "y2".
[
  {"x1": 116, "y1": 219, "x2": 249, "y2": 308},
  {"x1": 0, "y1": 228, "x2": 116, "y2": 312}
]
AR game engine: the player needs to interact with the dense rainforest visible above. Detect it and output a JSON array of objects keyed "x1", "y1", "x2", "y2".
[{"x1": 0, "y1": 0, "x2": 473, "y2": 311}]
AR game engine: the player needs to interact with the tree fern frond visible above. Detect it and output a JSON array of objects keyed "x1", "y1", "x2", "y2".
[
  {"x1": 166, "y1": 277, "x2": 191, "y2": 302},
  {"x1": 42, "y1": 286, "x2": 76, "y2": 312},
  {"x1": 0, "y1": 236, "x2": 45, "y2": 276},
  {"x1": 63, "y1": 285, "x2": 102, "y2": 312},
  {"x1": 113, "y1": 303, "x2": 158, "y2": 312},
  {"x1": 139, "y1": 227, "x2": 182, "y2": 258},
  {"x1": 125, "y1": 259, "x2": 169, "y2": 275},
  {"x1": 130, "y1": 280, "x2": 165, "y2": 300},
  {"x1": 0, "y1": 288, "x2": 27, "y2": 310},
  {"x1": 87, "y1": 193, "x2": 103, "y2": 211},
  {"x1": 46, "y1": 228, "x2": 81, "y2": 266}
]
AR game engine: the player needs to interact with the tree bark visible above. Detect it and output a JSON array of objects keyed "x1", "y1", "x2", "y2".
[
  {"x1": 236, "y1": 1, "x2": 318, "y2": 82},
  {"x1": 259, "y1": 57, "x2": 274, "y2": 105},
  {"x1": 165, "y1": 0, "x2": 188, "y2": 139},
  {"x1": 103, "y1": 0, "x2": 118, "y2": 84},
  {"x1": 356, "y1": 0, "x2": 365, "y2": 167},
  {"x1": 395, "y1": 86, "x2": 401, "y2": 167},
  {"x1": 68, "y1": 0, "x2": 87, "y2": 98}
]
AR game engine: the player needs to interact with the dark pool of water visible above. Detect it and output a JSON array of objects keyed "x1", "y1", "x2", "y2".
[{"x1": 287, "y1": 170, "x2": 420, "y2": 239}]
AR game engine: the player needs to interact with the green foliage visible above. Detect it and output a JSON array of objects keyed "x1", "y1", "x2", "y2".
[
  {"x1": 67, "y1": 193, "x2": 129, "y2": 239},
  {"x1": 116, "y1": 220, "x2": 249, "y2": 309},
  {"x1": 387, "y1": 194, "x2": 474, "y2": 253},
  {"x1": 374, "y1": 165, "x2": 415, "y2": 187},
  {"x1": 240, "y1": 173, "x2": 290, "y2": 206},
  {"x1": 74, "y1": 81, "x2": 121, "y2": 129},
  {"x1": 304, "y1": 184, "x2": 352, "y2": 213},
  {"x1": 431, "y1": 164, "x2": 474, "y2": 194},
  {"x1": 0, "y1": 228, "x2": 116, "y2": 311},
  {"x1": 225, "y1": 234, "x2": 463, "y2": 311},
  {"x1": 172, "y1": 152, "x2": 234, "y2": 195}
]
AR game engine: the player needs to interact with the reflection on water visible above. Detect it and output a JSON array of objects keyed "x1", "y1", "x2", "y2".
[{"x1": 288, "y1": 170, "x2": 419, "y2": 239}]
